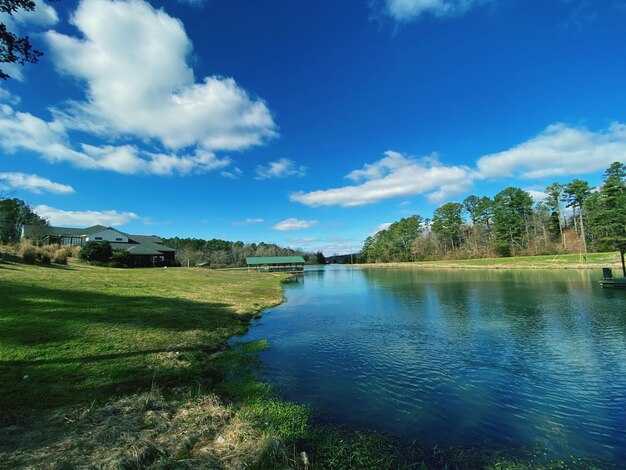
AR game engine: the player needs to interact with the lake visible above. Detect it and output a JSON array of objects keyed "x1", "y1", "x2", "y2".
[{"x1": 238, "y1": 266, "x2": 626, "y2": 463}]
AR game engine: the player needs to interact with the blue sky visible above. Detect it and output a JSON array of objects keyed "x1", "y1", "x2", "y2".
[{"x1": 1, "y1": 0, "x2": 626, "y2": 255}]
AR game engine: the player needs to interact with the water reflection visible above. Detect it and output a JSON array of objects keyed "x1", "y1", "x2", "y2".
[{"x1": 240, "y1": 266, "x2": 626, "y2": 463}]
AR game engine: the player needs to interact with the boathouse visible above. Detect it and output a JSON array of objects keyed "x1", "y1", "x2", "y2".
[{"x1": 245, "y1": 256, "x2": 305, "y2": 272}]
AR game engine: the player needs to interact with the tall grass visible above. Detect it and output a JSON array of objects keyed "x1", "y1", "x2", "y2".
[{"x1": 1, "y1": 241, "x2": 79, "y2": 266}]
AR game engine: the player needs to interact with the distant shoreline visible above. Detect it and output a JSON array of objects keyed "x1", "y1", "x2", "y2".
[
  {"x1": 352, "y1": 252, "x2": 623, "y2": 271},
  {"x1": 354, "y1": 262, "x2": 619, "y2": 270}
]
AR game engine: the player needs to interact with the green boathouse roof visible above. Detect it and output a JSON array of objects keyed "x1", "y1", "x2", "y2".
[{"x1": 245, "y1": 256, "x2": 305, "y2": 265}]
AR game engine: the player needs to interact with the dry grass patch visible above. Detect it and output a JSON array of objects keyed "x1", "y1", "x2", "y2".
[{"x1": 0, "y1": 389, "x2": 281, "y2": 470}]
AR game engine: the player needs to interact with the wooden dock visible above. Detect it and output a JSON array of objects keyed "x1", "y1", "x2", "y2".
[
  {"x1": 599, "y1": 277, "x2": 626, "y2": 288},
  {"x1": 599, "y1": 246, "x2": 626, "y2": 288}
]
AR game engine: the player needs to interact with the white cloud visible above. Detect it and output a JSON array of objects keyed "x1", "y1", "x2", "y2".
[
  {"x1": 0, "y1": 64, "x2": 24, "y2": 81},
  {"x1": 285, "y1": 236, "x2": 359, "y2": 256},
  {"x1": 371, "y1": 222, "x2": 392, "y2": 235},
  {"x1": 0, "y1": 104, "x2": 88, "y2": 165},
  {"x1": 45, "y1": 0, "x2": 276, "y2": 152},
  {"x1": 233, "y1": 218, "x2": 264, "y2": 225},
  {"x1": 382, "y1": 0, "x2": 494, "y2": 22},
  {"x1": 0, "y1": 0, "x2": 59, "y2": 28},
  {"x1": 34, "y1": 205, "x2": 141, "y2": 226},
  {"x1": 0, "y1": 0, "x2": 59, "y2": 80},
  {"x1": 477, "y1": 123, "x2": 626, "y2": 179},
  {"x1": 0, "y1": 87, "x2": 20, "y2": 105},
  {"x1": 292, "y1": 122, "x2": 626, "y2": 208},
  {"x1": 221, "y1": 167, "x2": 243, "y2": 179},
  {"x1": 143, "y1": 149, "x2": 230, "y2": 175},
  {"x1": 525, "y1": 189, "x2": 548, "y2": 202},
  {"x1": 273, "y1": 218, "x2": 320, "y2": 231},
  {"x1": 317, "y1": 243, "x2": 361, "y2": 256},
  {"x1": 286, "y1": 236, "x2": 354, "y2": 245},
  {"x1": 291, "y1": 151, "x2": 474, "y2": 207},
  {"x1": 0, "y1": 172, "x2": 75, "y2": 194},
  {"x1": 255, "y1": 158, "x2": 307, "y2": 180},
  {"x1": 0, "y1": 104, "x2": 231, "y2": 175},
  {"x1": 173, "y1": 0, "x2": 205, "y2": 7},
  {"x1": 286, "y1": 237, "x2": 321, "y2": 244}
]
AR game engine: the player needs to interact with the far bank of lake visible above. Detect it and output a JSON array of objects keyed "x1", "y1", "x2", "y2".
[
  {"x1": 353, "y1": 251, "x2": 624, "y2": 270},
  {"x1": 240, "y1": 265, "x2": 626, "y2": 464}
]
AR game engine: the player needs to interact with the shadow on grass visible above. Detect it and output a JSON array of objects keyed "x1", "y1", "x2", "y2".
[
  {"x1": 1, "y1": 345, "x2": 222, "y2": 366},
  {"x1": 36, "y1": 263, "x2": 75, "y2": 270},
  {"x1": 0, "y1": 280, "x2": 250, "y2": 411},
  {"x1": 0, "y1": 279, "x2": 242, "y2": 337},
  {"x1": 0, "y1": 257, "x2": 74, "y2": 270}
]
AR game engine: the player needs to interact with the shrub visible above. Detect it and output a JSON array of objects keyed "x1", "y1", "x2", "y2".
[
  {"x1": 53, "y1": 248, "x2": 68, "y2": 265},
  {"x1": 41, "y1": 253, "x2": 51, "y2": 265},
  {"x1": 67, "y1": 246, "x2": 80, "y2": 258},
  {"x1": 493, "y1": 240, "x2": 512, "y2": 257},
  {"x1": 79, "y1": 241, "x2": 113, "y2": 263},
  {"x1": 109, "y1": 249, "x2": 132, "y2": 268},
  {"x1": 596, "y1": 237, "x2": 616, "y2": 253},
  {"x1": 20, "y1": 246, "x2": 37, "y2": 264},
  {"x1": 41, "y1": 244, "x2": 57, "y2": 257}
]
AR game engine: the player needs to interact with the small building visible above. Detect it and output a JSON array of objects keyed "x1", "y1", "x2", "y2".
[
  {"x1": 21, "y1": 224, "x2": 176, "y2": 267},
  {"x1": 245, "y1": 256, "x2": 305, "y2": 273}
]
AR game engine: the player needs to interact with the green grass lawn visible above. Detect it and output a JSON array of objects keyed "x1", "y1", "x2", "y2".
[
  {"x1": 0, "y1": 262, "x2": 286, "y2": 410},
  {"x1": 359, "y1": 251, "x2": 623, "y2": 269}
]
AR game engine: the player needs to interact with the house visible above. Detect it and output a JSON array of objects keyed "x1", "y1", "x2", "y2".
[
  {"x1": 245, "y1": 256, "x2": 305, "y2": 272},
  {"x1": 21, "y1": 224, "x2": 176, "y2": 267}
]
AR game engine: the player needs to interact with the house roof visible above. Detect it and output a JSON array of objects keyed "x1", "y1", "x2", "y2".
[
  {"x1": 129, "y1": 235, "x2": 174, "y2": 252},
  {"x1": 23, "y1": 224, "x2": 109, "y2": 238},
  {"x1": 23, "y1": 224, "x2": 175, "y2": 255},
  {"x1": 246, "y1": 256, "x2": 305, "y2": 265},
  {"x1": 131, "y1": 234, "x2": 164, "y2": 244}
]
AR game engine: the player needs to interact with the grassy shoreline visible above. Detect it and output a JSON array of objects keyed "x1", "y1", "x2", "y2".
[
  {"x1": 0, "y1": 260, "x2": 615, "y2": 468},
  {"x1": 354, "y1": 251, "x2": 623, "y2": 271}
]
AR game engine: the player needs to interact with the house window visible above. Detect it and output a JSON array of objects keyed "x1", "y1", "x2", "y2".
[
  {"x1": 62, "y1": 237, "x2": 82, "y2": 246},
  {"x1": 95, "y1": 237, "x2": 102, "y2": 240},
  {"x1": 116, "y1": 238, "x2": 123, "y2": 241}
]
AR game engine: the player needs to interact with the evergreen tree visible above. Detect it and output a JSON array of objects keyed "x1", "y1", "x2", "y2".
[
  {"x1": 432, "y1": 202, "x2": 463, "y2": 251},
  {"x1": 492, "y1": 187, "x2": 533, "y2": 256},
  {"x1": 563, "y1": 179, "x2": 593, "y2": 254},
  {"x1": 587, "y1": 162, "x2": 626, "y2": 249},
  {"x1": 545, "y1": 182, "x2": 566, "y2": 248}
]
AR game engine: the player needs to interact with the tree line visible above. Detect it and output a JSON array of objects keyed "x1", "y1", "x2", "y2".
[
  {"x1": 361, "y1": 162, "x2": 626, "y2": 263},
  {"x1": 0, "y1": 198, "x2": 326, "y2": 268},
  {"x1": 161, "y1": 237, "x2": 325, "y2": 268},
  {"x1": 0, "y1": 197, "x2": 48, "y2": 243}
]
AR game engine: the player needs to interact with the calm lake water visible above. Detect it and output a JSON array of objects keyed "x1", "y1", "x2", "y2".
[{"x1": 238, "y1": 266, "x2": 626, "y2": 463}]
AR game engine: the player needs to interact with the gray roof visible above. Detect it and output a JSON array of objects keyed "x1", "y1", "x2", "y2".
[
  {"x1": 23, "y1": 224, "x2": 109, "y2": 238},
  {"x1": 131, "y1": 234, "x2": 164, "y2": 244},
  {"x1": 129, "y1": 235, "x2": 174, "y2": 252},
  {"x1": 246, "y1": 256, "x2": 306, "y2": 265}
]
